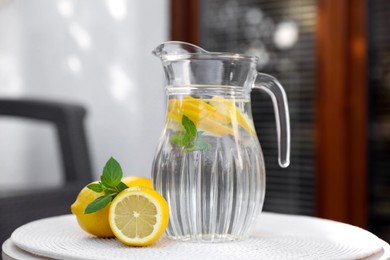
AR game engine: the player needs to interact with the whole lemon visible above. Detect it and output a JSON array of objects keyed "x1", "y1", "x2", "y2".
[
  {"x1": 71, "y1": 183, "x2": 114, "y2": 237},
  {"x1": 71, "y1": 176, "x2": 153, "y2": 237},
  {"x1": 121, "y1": 176, "x2": 153, "y2": 189}
]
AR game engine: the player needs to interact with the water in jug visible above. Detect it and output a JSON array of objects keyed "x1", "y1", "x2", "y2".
[{"x1": 151, "y1": 41, "x2": 290, "y2": 242}]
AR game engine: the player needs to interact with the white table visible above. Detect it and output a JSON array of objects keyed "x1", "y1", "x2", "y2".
[{"x1": 2, "y1": 212, "x2": 390, "y2": 260}]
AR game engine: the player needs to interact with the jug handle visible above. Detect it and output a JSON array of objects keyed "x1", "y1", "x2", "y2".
[{"x1": 253, "y1": 73, "x2": 290, "y2": 168}]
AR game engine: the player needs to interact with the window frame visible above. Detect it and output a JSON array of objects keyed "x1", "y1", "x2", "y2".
[{"x1": 170, "y1": 0, "x2": 368, "y2": 228}]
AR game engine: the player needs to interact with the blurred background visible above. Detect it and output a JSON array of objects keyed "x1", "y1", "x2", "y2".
[
  {"x1": 0, "y1": 0, "x2": 389, "y2": 244},
  {"x1": 0, "y1": 0, "x2": 168, "y2": 189}
]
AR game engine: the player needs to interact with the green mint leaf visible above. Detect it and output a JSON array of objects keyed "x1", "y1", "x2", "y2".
[
  {"x1": 104, "y1": 189, "x2": 116, "y2": 195},
  {"x1": 170, "y1": 131, "x2": 192, "y2": 146},
  {"x1": 116, "y1": 181, "x2": 129, "y2": 192},
  {"x1": 87, "y1": 183, "x2": 103, "y2": 193},
  {"x1": 84, "y1": 194, "x2": 114, "y2": 214},
  {"x1": 101, "y1": 157, "x2": 123, "y2": 188},
  {"x1": 182, "y1": 115, "x2": 197, "y2": 138},
  {"x1": 197, "y1": 131, "x2": 205, "y2": 136},
  {"x1": 186, "y1": 138, "x2": 211, "y2": 152},
  {"x1": 194, "y1": 138, "x2": 211, "y2": 150}
]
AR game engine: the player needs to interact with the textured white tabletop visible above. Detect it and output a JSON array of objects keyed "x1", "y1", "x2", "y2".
[{"x1": 2, "y1": 212, "x2": 390, "y2": 260}]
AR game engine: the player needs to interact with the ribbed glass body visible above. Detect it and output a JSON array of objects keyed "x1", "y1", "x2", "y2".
[{"x1": 152, "y1": 89, "x2": 265, "y2": 242}]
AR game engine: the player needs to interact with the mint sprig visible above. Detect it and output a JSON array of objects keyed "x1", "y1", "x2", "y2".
[
  {"x1": 182, "y1": 115, "x2": 197, "y2": 138},
  {"x1": 101, "y1": 157, "x2": 123, "y2": 188},
  {"x1": 170, "y1": 115, "x2": 211, "y2": 152},
  {"x1": 84, "y1": 157, "x2": 128, "y2": 214}
]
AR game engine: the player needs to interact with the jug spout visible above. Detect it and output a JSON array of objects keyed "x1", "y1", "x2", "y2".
[{"x1": 152, "y1": 41, "x2": 208, "y2": 60}]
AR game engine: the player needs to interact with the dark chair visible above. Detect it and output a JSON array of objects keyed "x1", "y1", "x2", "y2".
[{"x1": 0, "y1": 99, "x2": 93, "y2": 245}]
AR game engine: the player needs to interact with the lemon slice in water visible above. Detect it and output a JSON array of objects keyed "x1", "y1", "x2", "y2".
[
  {"x1": 209, "y1": 96, "x2": 257, "y2": 136},
  {"x1": 168, "y1": 96, "x2": 235, "y2": 136}
]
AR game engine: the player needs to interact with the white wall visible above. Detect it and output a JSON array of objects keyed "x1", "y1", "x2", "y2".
[{"x1": 0, "y1": 0, "x2": 168, "y2": 189}]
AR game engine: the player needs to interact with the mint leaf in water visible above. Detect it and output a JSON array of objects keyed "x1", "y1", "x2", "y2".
[
  {"x1": 101, "y1": 157, "x2": 122, "y2": 188},
  {"x1": 171, "y1": 131, "x2": 192, "y2": 146},
  {"x1": 197, "y1": 131, "x2": 205, "y2": 136},
  {"x1": 193, "y1": 138, "x2": 212, "y2": 151},
  {"x1": 84, "y1": 194, "x2": 114, "y2": 214},
  {"x1": 170, "y1": 115, "x2": 211, "y2": 152},
  {"x1": 182, "y1": 115, "x2": 197, "y2": 139}
]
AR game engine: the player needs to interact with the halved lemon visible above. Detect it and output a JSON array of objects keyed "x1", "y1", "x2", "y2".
[
  {"x1": 71, "y1": 177, "x2": 153, "y2": 238},
  {"x1": 108, "y1": 187, "x2": 169, "y2": 246}
]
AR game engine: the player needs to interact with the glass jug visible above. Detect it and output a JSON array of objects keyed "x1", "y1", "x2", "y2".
[{"x1": 151, "y1": 42, "x2": 290, "y2": 242}]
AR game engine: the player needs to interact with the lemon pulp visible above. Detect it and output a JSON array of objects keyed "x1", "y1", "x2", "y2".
[{"x1": 109, "y1": 187, "x2": 169, "y2": 246}]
